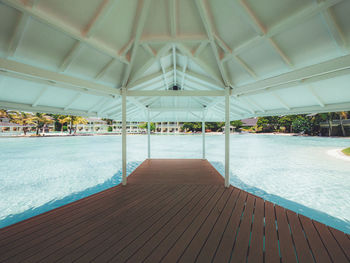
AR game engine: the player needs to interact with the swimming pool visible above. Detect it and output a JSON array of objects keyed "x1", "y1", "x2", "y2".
[{"x1": 0, "y1": 134, "x2": 349, "y2": 233}]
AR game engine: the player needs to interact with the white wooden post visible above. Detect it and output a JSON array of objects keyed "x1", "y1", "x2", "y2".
[
  {"x1": 147, "y1": 107, "x2": 151, "y2": 159},
  {"x1": 202, "y1": 110, "x2": 206, "y2": 159},
  {"x1": 122, "y1": 87, "x2": 127, "y2": 186},
  {"x1": 225, "y1": 87, "x2": 230, "y2": 188}
]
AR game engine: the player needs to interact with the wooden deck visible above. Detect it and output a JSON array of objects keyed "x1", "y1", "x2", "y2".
[{"x1": 0, "y1": 159, "x2": 349, "y2": 263}]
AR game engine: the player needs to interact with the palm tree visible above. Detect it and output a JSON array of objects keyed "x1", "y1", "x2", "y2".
[
  {"x1": 72, "y1": 116, "x2": 87, "y2": 134},
  {"x1": 58, "y1": 116, "x2": 70, "y2": 134},
  {"x1": 10, "y1": 112, "x2": 35, "y2": 135},
  {"x1": 32, "y1": 113, "x2": 54, "y2": 135},
  {"x1": 339, "y1": 111, "x2": 347, "y2": 136}
]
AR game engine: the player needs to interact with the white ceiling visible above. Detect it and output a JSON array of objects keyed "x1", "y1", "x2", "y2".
[{"x1": 0, "y1": 0, "x2": 350, "y2": 121}]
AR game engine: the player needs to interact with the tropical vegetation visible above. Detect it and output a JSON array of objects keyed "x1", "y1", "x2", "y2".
[
  {"x1": 342, "y1": 147, "x2": 350, "y2": 156},
  {"x1": 0, "y1": 109, "x2": 87, "y2": 136}
]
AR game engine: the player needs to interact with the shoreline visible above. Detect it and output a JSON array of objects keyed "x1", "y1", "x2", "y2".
[
  {"x1": 327, "y1": 148, "x2": 350, "y2": 162},
  {"x1": 1, "y1": 131, "x2": 350, "y2": 139}
]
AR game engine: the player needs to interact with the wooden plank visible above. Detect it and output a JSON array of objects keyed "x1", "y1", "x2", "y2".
[
  {"x1": 0, "y1": 185, "x2": 161, "y2": 262},
  {"x1": 328, "y1": 227, "x2": 350, "y2": 260},
  {"x1": 286, "y1": 210, "x2": 314, "y2": 263},
  {"x1": 0, "y1": 184, "x2": 125, "y2": 240},
  {"x1": 22, "y1": 185, "x2": 179, "y2": 262},
  {"x1": 109, "y1": 185, "x2": 215, "y2": 262},
  {"x1": 0, "y1": 184, "x2": 151, "y2": 261},
  {"x1": 58, "y1": 185, "x2": 189, "y2": 263},
  {"x1": 264, "y1": 202, "x2": 280, "y2": 263},
  {"x1": 125, "y1": 185, "x2": 217, "y2": 263},
  {"x1": 247, "y1": 197, "x2": 264, "y2": 263},
  {"x1": 178, "y1": 187, "x2": 235, "y2": 263},
  {"x1": 275, "y1": 205, "x2": 297, "y2": 263},
  {"x1": 299, "y1": 214, "x2": 332, "y2": 263},
  {"x1": 313, "y1": 221, "x2": 349, "y2": 263},
  {"x1": 75, "y1": 185, "x2": 200, "y2": 262},
  {"x1": 230, "y1": 194, "x2": 255, "y2": 263},
  {"x1": 212, "y1": 191, "x2": 248, "y2": 263},
  {"x1": 146, "y1": 187, "x2": 226, "y2": 263},
  {"x1": 184, "y1": 188, "x2": 240, "y2": 263}
]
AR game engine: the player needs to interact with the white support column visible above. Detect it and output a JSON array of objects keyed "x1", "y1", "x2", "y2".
[
  {"x1": 225, "y1": 87, "x2": 230, "y2": 188},
  {"x1": 147, "y1": 107, "x2": 151, "y2": 159},
  {"x1": 122, "y1": 87, "x2": 127, "y2": 186},
  {"x1": 202, "y1": 110, "x2": 206, "y2": 160}
]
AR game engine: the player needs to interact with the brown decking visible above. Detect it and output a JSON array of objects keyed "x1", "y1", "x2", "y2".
[{"x1": 0, "y1": 159, "x2": 349, "y2": 263}]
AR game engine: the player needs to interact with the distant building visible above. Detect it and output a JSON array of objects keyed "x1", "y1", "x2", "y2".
[
  {"x1": 241, "y1": 118, "x2": 258, "y2": 127},
  {"x1": 77, "y1": 118, "x2": 144, "y2": 134}
]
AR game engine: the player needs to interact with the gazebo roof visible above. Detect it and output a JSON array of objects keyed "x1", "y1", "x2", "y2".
[{"x1": 0, "y1": 0, "x2": 349, "y2": 121}]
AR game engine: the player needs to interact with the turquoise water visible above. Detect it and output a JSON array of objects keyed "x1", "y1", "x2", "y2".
[{"x1": 0, "y1": 134, "x2": 349, "y2": 233}]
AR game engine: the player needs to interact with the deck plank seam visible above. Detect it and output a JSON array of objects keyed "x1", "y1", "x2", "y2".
[
  {"x1": 88, "y1": 185, "x2": 201, "y2": 262},
  {"x1": 328, "y1": 226, "x2": 350, "y2": 262},
  {"x1": 60, "y1": 185, "x2": 188, "y2": 263},
  {"x1": 297, "y1": 214, "x2": 316, "y2": 263},
  {"x1": 113, "y1": 185, "x2": 214, "y2": 263},
  {"x1": 177, "y1": 187, "x2": 234, "y2": 263},
  {"x1": 0, "y1": 184, "x2": 153, "y2": 261},
  {"x1": 245, "y1": 197, "x2": 256, "y2": 262},
  {"x1": 3, "y1": 184, "x2": 161, "y2": 262},
  {"x1": 228, "y1": 192, "x2": 248, "y2": 263},
  {"x1": 30, "y1": 185, "x2": 178, "y2": 263},
  {"x1": 158, "y1": 186, "x2": 225, "y2": 263},
  {"x1": 211, "y1": 189, "x2": 243, "y2": 263},
  {"x1": 193, "y1": 188, "x2": 239, "y2": 263},
  {"x1": 125, "y1": 185, "x2": 215, "y2": 263},
  {"x1": 311, "y1": 220, "x2": 337, "y2": 263},
  {"x1": 273, "y1": 204, "x2": 282, "y2": 262},
  {"x1": 284, "y1": 207, "x2": 299, "y2": 263}
]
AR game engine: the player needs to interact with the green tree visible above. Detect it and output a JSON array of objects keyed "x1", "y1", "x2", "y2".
[
  {"x1": 292, "y1": 116, "x2": 313, "y2": 135},
  {"x1": 231, "y1": 120, "x2": 243, "y2": 131},
  {"x1": 139, "y1": 122, "x2": 156, "y2": 131},
  {"x1": 9, "y1": 112, "x2": 35, "y2": 135},
  {"x1": 32, "y1": 113, "x2": 54, "y2": 135}
]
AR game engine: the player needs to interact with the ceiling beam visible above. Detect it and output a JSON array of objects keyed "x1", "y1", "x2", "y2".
[
  {"x1": 237, "y1": 0, "x2": 292, "y2": 67},
  {"x1": 140, "y1": 36, "x2": 208, "y2": 44},
  {"x1": 194, "y1": 41, "x2": 208, "y2": 57},
  {"x1": 0, "y1": 57, "x2": 119, "y2": 97},
  {"x1": 160, "y1": 58, "x2": 170, "y2": 90},
  {"x1": 7, "y1": 13, "x2": 30, "y2": 57},
  {"x1": 126, "y1": 90, "x2": 225, "y2": 97},
  {"x1": 64, "y1": 92, "x2": 82, "y2": 110},
  {"x1": 58, "y1": 0, "x2": 117, "y2": 72},
  {"x1": 0, "y1": 100, "x2": 96, "y2": 117},
  {"x1": 32, "y1": 87, "x2": 48, "y2": 107},
  {"x1": 233, "y1": 54, "x2": 350, "y2": 96},
  {"x1": 195, "y1": 0, "x2": 230, "y2": 86},
  {"x1": 2, "y1": 0, "x2": 129, "y2": 65},
  {"x1": 215, "y1": 34, "x2": 258, "y2": 79},
  {"x1": 181, "y1": 57, "x2": 188, "y2": 89},
  {"x1": 172, "y1": 45, "x2": 177, "y2": 85},
  {"x1": 177, "y1": 43, "x2": 224, "y2": 86},
  {"x1": 229, "y1": 0, "x2": 343, "y2": 57},
  {"x1": 169, "y1": 0, "x2": 177, "y2": 37},
  {"x1": 128, "y1": 44, "x2": 172, "y2": 85},
  {"x1": 122, "y1": 0, "x2": 152, "y2": 86},
  {"x1": 272, "y1": 93, "x2": 290, "y2": 110},
  {"x1": 318, "y1": 2, "x2": 348, "y2": 53},
  {"x1": 307, "y1": 86, "x2": 325, "y2": 107},
  {"x1": 88, "y1": 97, "x2": 108, "y2": 113}
]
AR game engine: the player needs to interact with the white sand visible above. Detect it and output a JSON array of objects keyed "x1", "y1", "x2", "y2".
[{"x1": 327, "y1": 148, "x2": 350, "y2": 162}]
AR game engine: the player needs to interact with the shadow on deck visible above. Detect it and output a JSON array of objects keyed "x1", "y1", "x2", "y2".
[{"x1": 0, "y1": 159, "x2": 349, "y2": 263}]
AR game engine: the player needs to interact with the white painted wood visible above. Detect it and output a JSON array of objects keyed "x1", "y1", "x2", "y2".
[
  {"x1": 225, "y1": 87, "x2": 230, "y2": 188},
  {"x1": 64, "y1": 92, "x2": 81, "y2": 110},
  {"x1": 122, "y1": 87, "x2": 127, "y2": 186},
  {"x1": 0, "y1": 58, "x2": 119, "y2": 96},
  {"x1": 2, "y1": 0, "x2": 129, "y2": 64},
  {"x1": 122, "y1": 0, "x2": 152, "y2": 86},
  {"x1": 147, "y1": 107, "x2": 151, "y2": 159},
  {"x1": 202, "y1": 110, "x2": 205, "y2": 159},
  {"x1": 126, "y1": 90, "x2": 225, "y2": 96},
  {"x1": 32, "y1": 87, "x2": 48, "y2": 107},
  {"x1": 7, "y1": 13, "x2": 30, "y2": 57}
]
